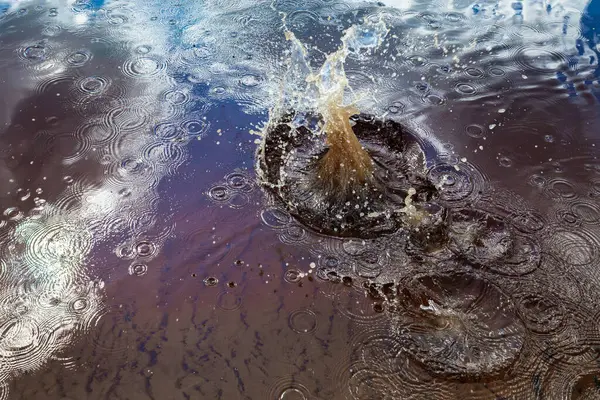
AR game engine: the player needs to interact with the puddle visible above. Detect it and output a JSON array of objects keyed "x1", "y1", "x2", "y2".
[{"x1": 1, "y1": 0, "x2": 600, "y2": 399}]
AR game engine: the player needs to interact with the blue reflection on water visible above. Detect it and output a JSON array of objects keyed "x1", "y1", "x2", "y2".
[{"x1": 581, "y1": 0, "x2": 600, "y2": 75}]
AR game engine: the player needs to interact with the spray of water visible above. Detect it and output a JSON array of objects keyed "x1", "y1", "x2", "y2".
[{"x1": 262, "y1": 7, "x2": 389, "y2": 195}]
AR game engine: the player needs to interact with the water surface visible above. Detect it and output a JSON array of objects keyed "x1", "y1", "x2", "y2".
[{"x1": 1, "y1": 0, "x2": 600, "y2": 399}]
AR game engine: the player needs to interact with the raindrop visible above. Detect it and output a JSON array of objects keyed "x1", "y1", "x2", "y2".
[
  {"x1": 284, "y1": 269, "x2": 301, "y2": 283},
  {"x1": 455, "y1": 83, "x2": 476, "y2": 95},
  {"x1": 135, "y1": 241, "x2": 156, "y2": 257},
  {"x1": 122, "y1": 57, "x2": 166, "y2": 79},
  {"x1": 203, "y1": 277, "x2": 218, "y2": 287},
  {"x1": 260, "y1": 207, "x2": 291, "y2": 229},
  {"x1": 163, "y1": 90, "x2": 189, "y2": 105},
  {"x1": 225, "y1": 172, "x2": 253, "y2": 192},
  {"x1": 182, "y1": 119, "x2": 208, "y2": 138},
  {"x1": 207, "y1": 185, "x2": 231, "y2": 203},
  {"x1": 466, "y1": 124, "x2": 484, "y2": 138},
  {"x1": 128, "y1": 263, "x2": 148, "y2": 276},
  {"x1": 228, "y1": 193, "x2": 250, "y2": 209},
  {"x1": 288, "y1": 309, "x2": 317, "y2": 334},
  {"x1": 465, "y1": 67, "x2": 484, "y2": 77},
  {"x1": 499, "y1": 156, "x2": 513, "y2": 167},
  {"x1": 20, "y1": 44, "x2": 47, "y2": 61},
  {"x1": 216, "y1": 291, "x2": 242, "y2": 311},
  {"x1": 66, "y1": 50, "x2": 92, "y2": 67},
  {"x1": 488, "y1": 67, "x2": 505, "y2": 76},
  {"x1": 78, "y1": 76, "x2": 110, "y2": 95}
]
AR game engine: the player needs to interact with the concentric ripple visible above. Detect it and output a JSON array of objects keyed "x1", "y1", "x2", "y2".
[
  {"x1": 122, "y1": 56, "x2": 167, "y2": 79},
  {"x1": 393, "y1": 271, "x2": 525, "y2": 379},
  {"x1": 546, "y1": 228, "x2": 599, "y2": 267},
  {"x1": 427, "y1": 158, "x2": 486, "y2": 205},
  {"x1": 512, "y1": 46, "x2": 568, "y2": 74}
]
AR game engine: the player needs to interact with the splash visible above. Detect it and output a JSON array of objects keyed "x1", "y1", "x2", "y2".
[
  {"x1": 266, "y1": 17, "x2": 389, "y2": 195},
  {"x1": 256, "y1": 14, "x2": 442, "y2": 238}
]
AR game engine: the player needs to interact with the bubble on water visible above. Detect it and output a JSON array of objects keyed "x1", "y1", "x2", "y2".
[
  {"x1": 211, "y1": 86, "x2": 227, "y2": 96},
  {"x1": 69, "y1": 298, "x2": 89, "y2": 313},
  {"x1": 108, "y1": 13, "x2": 129, "y2": 25},
  {"x1": 423, "y1": 92, "x2": 446, "y2": 106},
  {"x1": 556, "y1": 208, "x2": 581, "y2": 227}
]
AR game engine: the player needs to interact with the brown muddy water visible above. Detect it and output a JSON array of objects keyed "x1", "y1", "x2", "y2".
[{"x1": 1, "y1": 0, "x2": 600, "y2": 399}]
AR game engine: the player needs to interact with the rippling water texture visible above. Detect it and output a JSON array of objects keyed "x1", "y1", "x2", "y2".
[{"x1": 1, "y1": 0, "x2": 600, "y2": 399}]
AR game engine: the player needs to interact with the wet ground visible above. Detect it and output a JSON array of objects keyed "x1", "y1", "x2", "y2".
[{"x1": 1, "y1": 0, "x2": 600, "y2": 399}]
